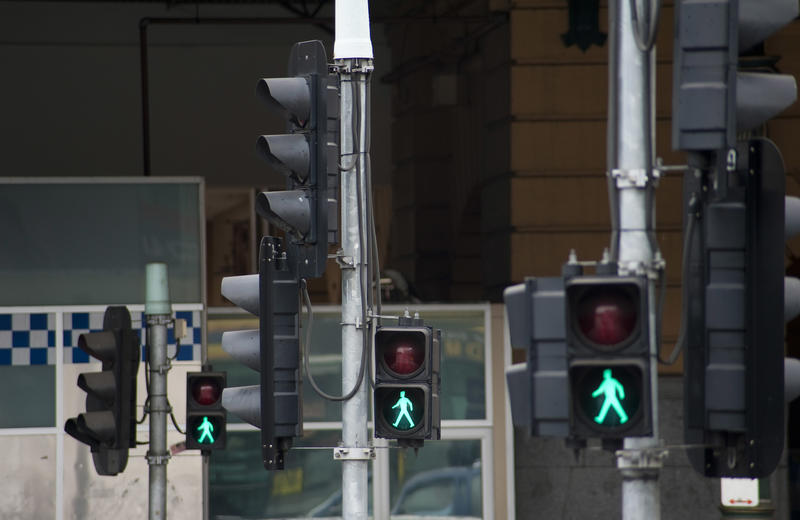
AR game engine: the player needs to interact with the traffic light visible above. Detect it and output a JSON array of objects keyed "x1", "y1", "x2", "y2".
[
  {"x1": 565, "y1": 275, "x2": 652, "y2": 439},
  {"x1": 504, "y1": 277, "x2": 570, "y2": 437},
  {"x1": 256, "y1": 39, "x2": 336, "y2": 279},
  {"x1": 682, "y1": 138, "x2": 787, "y2": 477},
  {"x1": 64, "y1": 306, "x2": 140, "y2": 476},
  {"x1": 674, "y1": 0, "x2": 798, "y2": 478},
  {"x1": 373, "y1": 314, "x2": 441, "y2": 447},
  {"x1": 186, "y1": 370, "x2": 226, "y2": 450},
  {"x1": 672, "y1": 0, "x2": 797, "y2": 153},
  {"x1": 220, "y1": 236, "x2": 302, "y2": 470}
]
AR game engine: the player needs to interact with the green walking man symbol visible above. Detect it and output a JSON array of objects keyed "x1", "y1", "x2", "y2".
[
  {"x1": 196, "y1": 416, "x2": 215, "y2": 443},
  {"x1": 592, "y1": 369, "x2": 629, "y2": 425},
  {"x1": 392, "y1": 390, "x2": 415, "y2": 429}
]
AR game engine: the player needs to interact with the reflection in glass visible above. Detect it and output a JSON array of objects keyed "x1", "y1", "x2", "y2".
[
  {"x1": 0, "y1": 182, "x2": 201, "y2": 306},
  {"x1": 210, "y1": 430, "x2": 364, "y2": 518},
  {"x1": 0, "y1": 365, "x2": 55, "y2": 428},
  {"x1": 390, "y1": 439, "x2": 482, "y2": 518}
]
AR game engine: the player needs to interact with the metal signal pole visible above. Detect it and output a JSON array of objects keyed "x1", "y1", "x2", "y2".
[
  {"x1": 607, "y1": 0, "x2": 666, "y2": 518},
  {"x1": 335, "y1": 1, "x2": 374, "y2": 518},
  {"x1": 145, "y1": 262, "x2": 172, "y2": 520}
]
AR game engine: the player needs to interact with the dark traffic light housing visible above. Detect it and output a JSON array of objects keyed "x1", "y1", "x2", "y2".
[
  {"x1": 682, "y1": 138, "x2": 786, "y2": 478},
  {"x1": 565, "y1": 275, "x2": 652, "y2": 439},
  {"x1": 673, "y1": 0, "x2": 796, "y2": 478},
  {"x1": 186, "y1": 370, "x2": 227, "y2": 451},
  {"x1": 256, "y1": 40, "x2": 337, "y2": 279},
  {"x1": 220, "y1": 235, "x2": 302, "y2": 470},
  {"x1": 374, "y1": 315, "x2": 441, "y2": 447},
  {"x1": 64, "y1": 306, "x2": 140, "y2": 476},
  {"x1": 504, "y1": 277, "x2": 570, "y2": 437}
]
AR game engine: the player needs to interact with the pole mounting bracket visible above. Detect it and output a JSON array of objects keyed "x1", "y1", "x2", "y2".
[
  {"x1": 610, "y1": 167, "x2": 652, "y2": 188},
  {"x1": 616, "y1": 447, "x2": 668, "y2": 477},
  {"x1": 333, "y1": 447, "x2": 376, "y2": 461}
]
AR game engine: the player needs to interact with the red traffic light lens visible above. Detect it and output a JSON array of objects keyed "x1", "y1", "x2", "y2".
[
  {"x1": 383, "y1": 337, "x2": 424, "y2": 375},
  {"x1": 192, "y1": 378, "x2": 222, "y2": 406},
  {"x1": 576, "y1": 289, "x2": 637, "y2": 346}
]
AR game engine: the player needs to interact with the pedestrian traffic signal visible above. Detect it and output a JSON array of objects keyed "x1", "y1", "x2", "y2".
[
  {"x1": 256, "y1": 40, "x2": 336, "y2": 279},
  {"x1": 565, "y1": 275, "x2": 652, "y2": 439},
  {"x1": 220, "y1": 236, "x2": 302, "y2": 470},
  {"x1": 64, "y1": 306, "x2": 140, "y2": 476},
  {"x1": 186, "y1": 371, "x2": 226, "y2": 451},
  {"x1": 504, "y1": 277, "x2": 570, "y2": 437},
  {"x1": 373, "y1": 314, "x2": 441, "y2": 447}
]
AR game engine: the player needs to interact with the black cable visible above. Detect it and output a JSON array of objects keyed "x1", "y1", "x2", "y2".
[
  {"x1": 137, "y1": 395, "x2": 150, "y2": 425},
  {"x1": 169, "y1": 405, "x2": 186, "y2": 435},
  {"x1": 657, "y1": 194, "x2": 698, "y2": 365},
  {"x1": 301, "y1": 279, "x2": 367, "y2": 401},
  {"x1": 338, "y1": 76, "x2": 360, "y2": 173},
  {"x1": 138, "y1": 352, "x2": 151, "y2": 424},
  {"x1": 351, "y1": 73, "x2": 375, "y2": 395}
]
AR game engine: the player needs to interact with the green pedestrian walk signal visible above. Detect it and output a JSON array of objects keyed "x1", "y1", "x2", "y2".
[
  {"x1": 392, "y1": 391, "x2": 416, "y2": 428},
  {"x1": 591, "y1": 369, "x2": 629, "y2": 425},
  {"x1": 185, "y1": 371, "x2": 227, "y2": 451},
  {"x1": 376, "y1": 387, "x2": 425, "y2": 433},
  {"x1": 194, "y1": 416, "x2": 217, "y2": 444},
  {"x1": 571, "y1": 363, "x2": 644, "y2": 433}
]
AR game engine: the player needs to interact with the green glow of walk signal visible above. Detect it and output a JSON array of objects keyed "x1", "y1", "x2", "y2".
[
  {"x1": 591, "y1": 368, "x2": 629, "y2": 425},
  {"x1": 196, "y1": 416, "x2": 215, "y2": 444},
  {"x1": 377, "y1": 387, "x2": 425, "y2": 432},
  {"x1": 391, "y1": 390, "x2": 416, "y2": 428}
]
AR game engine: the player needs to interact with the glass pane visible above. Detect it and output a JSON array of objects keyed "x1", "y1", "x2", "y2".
[
  {"x1": 389, "y1": 439, "x2": 482, "y2": 518},
  {"x1": 0, "y1": 312, "x2": 57, "y2": 428},
  {"x1": 0, "y1": 182, "x2": 202, "y2": 305},
  {"x1": 210, "y1": 430, "x2": 367, "y2": 519},
  {"x1": 400, "y1": 308, "x2": 487, "y2": 421},
  {"x1": 0, "y1": 365, "x2": 55, "y2": 428}
]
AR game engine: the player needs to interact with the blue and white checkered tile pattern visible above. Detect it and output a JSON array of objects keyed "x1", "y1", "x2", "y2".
[
  {"x1": 0, "y1": 310, "x2": 202, "y2": 365},
  {"x1": 0, "y1": 313, "x2": 56, "y2": 366}
]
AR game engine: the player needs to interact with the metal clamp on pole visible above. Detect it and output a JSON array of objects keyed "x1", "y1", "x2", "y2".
[
  {"x1": 616, "y1": 447, "x2": 669, "y2": 478},
  {"x1": 610, "y1": 167, "x2": 651, "y2": 188},
  {"x1": 333, "y1": 447, "x2": 376, "y2": 461}
]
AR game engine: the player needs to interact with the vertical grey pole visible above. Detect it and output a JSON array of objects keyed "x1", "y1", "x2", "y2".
[
  {"x1": 608, "y1": 0, "x2": 664, "y2": 518},
  {"x1": 335, "y1": 2, "x2": 374, "y2": 517},
  {"x1": 145, "y1": 262, "x2": 172, "y2": 520},
  {"x1": 337, "y1": 60, "x2": 373, "y2": 520}
]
